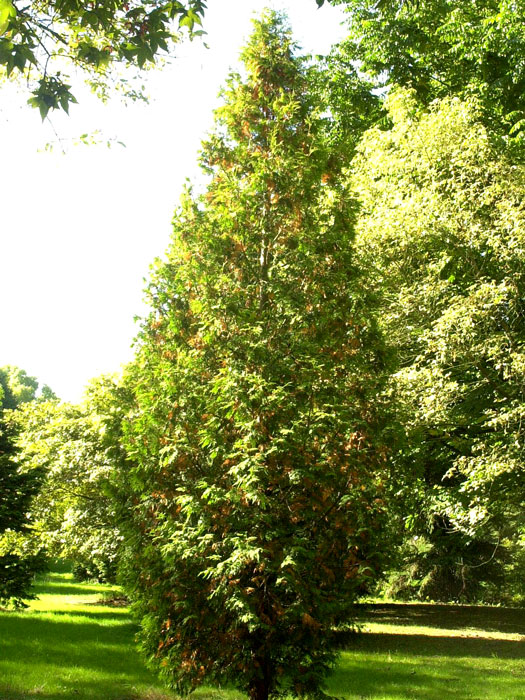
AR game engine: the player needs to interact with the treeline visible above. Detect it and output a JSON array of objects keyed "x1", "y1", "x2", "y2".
[{"x1": 1, "y1": 4, "x2": 523, "y2": 699}]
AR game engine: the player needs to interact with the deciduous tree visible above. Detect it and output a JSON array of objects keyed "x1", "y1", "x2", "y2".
[
  {"x1": 330, "y1": 0, "x2": 525, "y2": 137},
  {"x1": 351, "y1": 90, "x2": 525, "y2": 601},
  {"x1": 13, "y1": 374, "x2": 129, "y2": 582}
]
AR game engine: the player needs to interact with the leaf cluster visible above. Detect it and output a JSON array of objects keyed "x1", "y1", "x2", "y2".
[
  {"x1": 0, "y1": 0, "x2": 207, "y2": 118},
  {"x1": 330, "y1": 0, "x2": 525, "y2": 137},
  {"x1": 12, "y1": 374, "x2": 131, "y2": 582},
  {"x1": 0, "y1": 366, "x2": 50, "y2": 607}
]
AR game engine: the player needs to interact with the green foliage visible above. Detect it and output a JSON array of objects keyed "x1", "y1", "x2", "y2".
[
  {"x1": 0, "y1": 366, "x2": 48, "y2": 607},
  {"x1": 0, "y1": 421, "x2": 41, "y2": 535},
  {"x1": 120, "y1": 12, "x2": 389, "y2": 700},
  {"x1": 0, "y1": 540, "x2": 47, "y2": 609},
  {"x1": 314, "y1": 44, "x2": 385, "y2": 160},
  {"x1": 13, "y1": 375, "x2": 130, "y2": 583},
  {"x1": 351, "y1": 89, "x2": 525, "y2": 602},
  {"x1": 0, "y1": 0, "x2": 207, "y2": 118},
  {"x1": 383, "y1": 531, "x2": 509, "y2": 604},
  {"x1": 0, "y1": 365, "x2": 41, "y2": 410},
  {"x1": 331, "y1": 0, "x2": 525, "y2": 137}
]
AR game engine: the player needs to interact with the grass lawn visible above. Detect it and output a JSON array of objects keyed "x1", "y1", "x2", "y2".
[
  {"x1": 329, "y1": 604, "x2": 525, "y2": 700},
  {"x1": 0, "y1": 565, "x2": 180, "y2": 700},
  {"x1": 0, "y1": 564, "x2": 523, "y2": 700}
]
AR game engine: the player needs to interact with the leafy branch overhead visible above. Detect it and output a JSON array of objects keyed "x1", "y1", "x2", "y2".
[
  {"x1": 0, "y1": 0, "x2": 207, "y2": 119},
  {"x1": 330, "y1": 0, "x2": 525, "y2": 136}
]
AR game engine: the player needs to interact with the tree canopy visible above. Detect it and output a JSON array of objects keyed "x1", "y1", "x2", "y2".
[
  {"x1": 12, "y1": 374, "x2": 129, "y2": 582},
  {"x1": 351, "y1": 89, "x2": 525, "y2": 601},
  {"x1": 331, "y1": 0, "x2": 525, "y2": 137}
]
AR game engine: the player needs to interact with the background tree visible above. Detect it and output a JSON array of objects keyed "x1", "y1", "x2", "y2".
[
  {"x1": 120, "y1": 12, "x2": 389, "y2": 700},
  {"x1": 13, "y1": 374, "x2": 130, "y2": 582},
  {"x1": 311, "y1": 43, "x2": 384, "y2": 162},
  {"x1": 0, "y1": 366, "x2": 49, "y2": 607},
  {"x1": 329, "y1": 0, "x2": 525, "y2": 137},
  {"x1": 350, "y1": 89, "x2": 525, "y2": 602},
  {"x1": 0, "y1": 0, "x2": 206, "y2": 118}
]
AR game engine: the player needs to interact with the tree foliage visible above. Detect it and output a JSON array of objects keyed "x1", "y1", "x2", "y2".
[
  {"x1": 13, "y1": 374, "x2": 129, "y2": 582},
  {"x1": 0, "y1": 0, "x2": 206, "y2": 118},
  {"x1": 351, "y1": 90, "x2": 525, "y2": 601},
  {"x1": 0, "y1": 366, "x2": 48, "y2": 607},
  {"x1": 331, "y1": 0, "x2": 525, "y2": 137},
  {"x1": 120, "y1": 13, "x2": 389, "y2": 699}
]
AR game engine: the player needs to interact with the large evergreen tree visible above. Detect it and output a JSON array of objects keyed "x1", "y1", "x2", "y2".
[{"x1": 120, "y1": 13, "x2": 388, "y2": 700}]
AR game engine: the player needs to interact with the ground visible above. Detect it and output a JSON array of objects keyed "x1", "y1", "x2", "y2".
[{"x1": 0, "y1": 564, "x2": 523, "y2": 699}]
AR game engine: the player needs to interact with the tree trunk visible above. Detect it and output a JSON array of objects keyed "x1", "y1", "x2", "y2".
[
  {"x1": 249, "y1": 676, "x2": 271, "y2": 700},
  {"x1": 249, "y1": 657, "x2": 272, "y2": 700}
]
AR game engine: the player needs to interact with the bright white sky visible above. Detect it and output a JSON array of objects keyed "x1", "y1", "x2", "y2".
[{"x1": 0, "y1": 0, "x2": 347, "y2": 402}]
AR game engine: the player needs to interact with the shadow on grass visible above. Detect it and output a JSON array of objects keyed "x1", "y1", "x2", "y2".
[
  {"x1": 340, "y1": 630, "x2": 525, "y2": 659},
  {"x1": 328, "y1": 653, "x2": 523, "y2": 700},
  {"x1": 4, "y1": 607, "x2": 129, "y2": 621},
  {"x1": 0, "y1": 567, "x2": 237, "y2": 700},
  {"x1": 0, "y1": 607, "x2": 174, "y2": 700},
  {"x1": 353, "y1": 603, "x2": 525, "y2": 636},
  {"x1": 0, "y1": 685, "x2": 174, "y2": 700},
  {"x1": 3, "y1": 566, "x2": 524, "y2": 700},
  {"x1": 0, "y1": 612, "x2": 139, "y2": 667},
  {"x1": 329, "y1": 615, "x2": 525, "y2": 700}
]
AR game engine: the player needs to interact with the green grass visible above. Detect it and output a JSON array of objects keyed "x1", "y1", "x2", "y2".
[
  {"x1": 327, "y1": 603, "x2": 525, "y2": 700},
  {"x1": 0, "y1": 569, "x2": 177, "y2": 699},
  {"x1": 0, "y1": 566, "x2": 524, "y2": 700}
]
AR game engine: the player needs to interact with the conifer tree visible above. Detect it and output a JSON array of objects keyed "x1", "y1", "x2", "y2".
[{"x1": 121, "y1": 13, "x2": 388, "y2": 700}]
